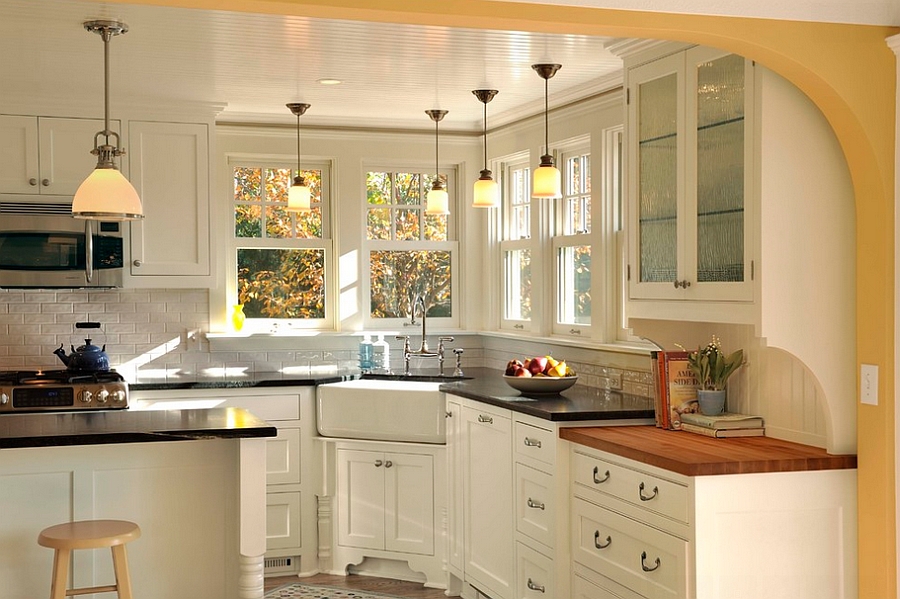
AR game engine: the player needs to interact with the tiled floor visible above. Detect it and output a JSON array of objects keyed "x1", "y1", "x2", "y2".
[{"x1": 264, "y1": 574, "x2": 447, "y2": 599}]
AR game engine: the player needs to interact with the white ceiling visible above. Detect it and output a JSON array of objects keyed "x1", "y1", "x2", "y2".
[{"x1": 0, "y1": 0, "x2": 894, "y2": 132}]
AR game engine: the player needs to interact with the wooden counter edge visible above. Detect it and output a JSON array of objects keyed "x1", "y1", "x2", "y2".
[{"x1": 560, "y1": 425, "x2": 857, "y2": 477}]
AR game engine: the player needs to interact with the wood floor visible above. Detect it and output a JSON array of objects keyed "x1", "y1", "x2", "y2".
[{"x1": 264, "y1": 573, "x2": 448, "y2": 598}]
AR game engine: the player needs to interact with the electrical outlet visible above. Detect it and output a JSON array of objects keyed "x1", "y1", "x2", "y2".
[
  {"x1": 185, "y1": 329, "x2": 202, "y2": 352},
  {"x1": 861, "y1": 364, "x2": 878, "y2": 406}
]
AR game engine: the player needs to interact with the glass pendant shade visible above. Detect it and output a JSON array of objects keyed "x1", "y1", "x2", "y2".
[
  {"x1": 76, "y1": 20, "x2": 142, "y2": 221},
  {"x1": 532, "y1": 157, "x2": 562, "y2": 199},
  {"x1": 72, "y1": 166, "x2": 142, "y2": 220},
  {"x1": 426, "y1": 185, "x2": 450, "y2": 215},
  {"x1": 287, "y1": 176, "x2": 311, "y2": 212},
  {"x1": 473, "y1": 172, "x2": 499, "y2": 208}
]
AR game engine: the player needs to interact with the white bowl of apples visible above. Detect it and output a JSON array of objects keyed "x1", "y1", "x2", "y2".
[{"x1": 503, "y1": 356, "x2": 577, "y2": 395}]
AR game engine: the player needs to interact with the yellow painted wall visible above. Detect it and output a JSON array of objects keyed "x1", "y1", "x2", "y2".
[{"x1": 100, "y1": 0, "x2": 899, "y2": 594}]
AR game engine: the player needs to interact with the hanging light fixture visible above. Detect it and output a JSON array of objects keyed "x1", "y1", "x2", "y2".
[
  {"x1": 425, "y1": 109, "x2": 450, "y2": 216},
  {"x1": 531, "y1": 63, "x2": 562, "y2": 199},
  {"x1": 286, "y1": 102, "x2": 312, "y2": 212},
  {"x1": 472, "y1": 89, "x2": 499, "y2": 208},
  {"x1": 72, "y1": 20, "x2": 142, "y2": 221}
]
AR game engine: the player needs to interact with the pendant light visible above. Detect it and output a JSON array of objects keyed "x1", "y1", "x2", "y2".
[
  {"x1": 531, "y1": 63, "x2": 562, "y2": 199},
  {"x1": 72, "y1": 20, "x2": 142, "y2": 221},
  {"x1": 472, "y1": 89, "x2": 499, "y2": 208},
  {"x1": 425, "y1": 109, "x2": 450, "y2": 216},
  {"x1": 286, "y1": 103, "x2": 312, "y2": 212}
]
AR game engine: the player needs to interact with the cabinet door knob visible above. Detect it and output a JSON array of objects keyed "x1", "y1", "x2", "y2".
[
  {"x1": 29, "y1": 178, "x2": 37, "y2": 186},
  {"x1": 594, "y1": 530, "x2": 611, "y2": 549},
  {"x1": 593, "y1": 466, "x2": 610, "y2": 484},
  {"x1": 41, "y1": 178, "x2": 50, "y2": 187},
  {"x1": 674, "y1": 279, "x2": 692, "y2": 289},
  {"x1": 638, "y1": 481, "x2": 659, "y2": 501},
  {"x1": 641, "y1": 551, "x2": 661, "y2": 572},
  {"x1": 384, "y1": 460, "x2": 392, "y2": 468},
  {"x1": 374, "y1": 459, "x2": 383, "y2": 467},
  {"x1": 133, "y1": 260, "x2": 142, "y2": 267}
]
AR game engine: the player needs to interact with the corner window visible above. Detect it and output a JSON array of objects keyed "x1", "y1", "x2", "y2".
[
  {"x1": 365, "y1": 168, "x2": 457, "y2": 325},
  {"x1": 229, "y1": 161, "x2": 332, "y2": 329}
]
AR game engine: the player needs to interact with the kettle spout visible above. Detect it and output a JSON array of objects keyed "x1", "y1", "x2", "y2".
[{"x1": 53, "y1": 344, "x2": 71, "y2": 366}]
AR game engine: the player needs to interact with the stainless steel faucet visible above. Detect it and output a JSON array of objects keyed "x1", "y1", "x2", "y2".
[{"x1": 396, "y1": 293, "x2": 458, "y2": 376}]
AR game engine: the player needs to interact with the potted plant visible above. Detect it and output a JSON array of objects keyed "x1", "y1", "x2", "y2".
[{"x1": 686, "y1": 336, "x2": 744, "y2": 415}]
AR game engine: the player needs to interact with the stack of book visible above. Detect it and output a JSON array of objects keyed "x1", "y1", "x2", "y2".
[
  {"x1": 679, "y1": 412, "x2": 765, "y2": 438},
  {"x1": 651, "y1": 350, "x2": 701, "y2": 430}
]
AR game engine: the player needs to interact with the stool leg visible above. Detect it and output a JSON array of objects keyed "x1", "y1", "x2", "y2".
[
  {"x1": 111, "y1": 544, "x2": 133, "y2": 599},
  {"x1": 49, "y1": 548, "x2": 70, "y2": 599}
]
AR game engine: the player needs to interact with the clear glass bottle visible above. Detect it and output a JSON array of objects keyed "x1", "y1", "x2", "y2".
[
  {"x1": 358, "y1": 334, "x2": 374, "y2": 372},
  {"x1": 373, "y1": 334, "x2": 390, "y2": 373}
]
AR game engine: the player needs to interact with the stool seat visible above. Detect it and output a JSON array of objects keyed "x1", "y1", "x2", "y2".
[
  {"x1": 38, "y1": 519, "x2": 140, "y2": 599},
  {"x1": 38, "y1": 520, "x2": 141, "y2": 550}
]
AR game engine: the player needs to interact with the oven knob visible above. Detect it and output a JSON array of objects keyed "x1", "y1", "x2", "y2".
[
  {"x1": 0, "y1": 393, "x2": 8, "y2": 405},
  {"x1": 112, "y1": 390, "x2": 126, "y2": 403},
  {"x1": 97, "y1": 390, "x2": 110, "y2": 404},
  {"x1": 81, "y1": 390, "x2": 93, "y2": 403}
]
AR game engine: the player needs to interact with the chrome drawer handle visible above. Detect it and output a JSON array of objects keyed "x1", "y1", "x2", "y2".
[
  {"x1": 527, "y1": 498, "x2": 545, "y2": 510},
  {"x1": 593, "y1": 466, "x2": 610, "y2": 484},
  {"x1": 641, "y1": 551, "x2": 661, "y2": 572},
  {"x1": 478, "y1": 414, "x2": 493, "y2": 424},
  {"x1": 526, "y1": 578, "x2": 546, "y2": 593},
  {"x1": 639, "y1": 481, "x2": 658, "y2": 501},
  {"x1": 523, "y1": 437, "x2": 542, "y2": 448},
  {"x1": 594, "y1": 530, "x2": 611, "y2": 549}
]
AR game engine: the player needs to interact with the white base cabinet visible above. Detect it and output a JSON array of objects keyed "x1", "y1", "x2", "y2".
[
  {"x1": 130, "y1": 386, "x2": 318, "y2": 576},
  {"x1": 570, "y1": 443, "x2": 857, "y2": 599}
]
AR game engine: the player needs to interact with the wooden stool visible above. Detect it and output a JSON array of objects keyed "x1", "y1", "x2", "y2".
[{"x1": 38, "y1": 520, "x2": 141, "y2": 599}]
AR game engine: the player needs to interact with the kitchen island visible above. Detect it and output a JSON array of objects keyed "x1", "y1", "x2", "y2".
[{"x1": 0, "y1": 407, "x2": 276, "y2": 599}]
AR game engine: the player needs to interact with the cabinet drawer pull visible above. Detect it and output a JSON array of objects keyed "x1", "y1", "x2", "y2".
[
  {"x1": 29, "y1": 178, "x2": 37, "y2": 186},
  {"x1": 384, "y1": 460, "x2": 392, "y2": 468},
  {"x1": 374, "y1": 459, "x2": 383, "y2": 467},
  {"x1": 638, "y1": 481, "x2": 658, "y2": 501},
  {"x1": 41, "y1": 178, "x2": 50, "y2": 187},
  {"x1": 641, "y1": 551, "x2": 661, "y2": 572},
  {"x1": 526, "y1": 578, "x2": 546, "y2": 593},
  {"x1": 594, "y1": 530, "x2": 611, "y2": 549},
  {"x1": 526, "y1": 498, "x2": 545, "y2": 510},
  {"x1": 593, "y1": 466, "x2": 610, "y2": 484},
  {"x1": 523, "y1": 437, "x2": 542, "y2": 448},
  {"x1": 478, "y1": 414, "x2": 493, "y2": 424}
]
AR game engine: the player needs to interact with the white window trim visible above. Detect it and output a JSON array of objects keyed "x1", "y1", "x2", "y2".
[
  {"x1": 224, "y1": 154, "x2": 335, "y2": 332},
  {"x1": 498, "y1": 152, "x2": 534, "y2": 332},
  {"x1": 362, "y1": 163, "x2": 460, "y2": 330}
]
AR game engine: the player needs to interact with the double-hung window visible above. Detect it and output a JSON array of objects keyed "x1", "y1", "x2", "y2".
[
  {"x1": 499, "y1": 155, "x2": 532, "y2": 331},
  {"x1": 229, "y1": 160, "x2": 332, "y2": 330},
  {"x1": 365, "y1": 168, "x2": 457, "y2": 327},
  {"x1": 552, "y1": 142, "x2": 592, "y2": 336}
]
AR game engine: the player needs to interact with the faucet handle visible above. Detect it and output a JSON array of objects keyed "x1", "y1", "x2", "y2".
[{"x1": 438, "y1": 336, "x2": 455, "y2": 344}]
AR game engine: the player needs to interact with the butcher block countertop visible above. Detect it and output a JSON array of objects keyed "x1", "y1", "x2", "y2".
[{"x1": 560, "y1": 425, "x2": 857, "y2": 476}]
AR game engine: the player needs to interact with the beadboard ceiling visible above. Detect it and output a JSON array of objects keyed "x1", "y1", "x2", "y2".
[{"x1": 0, "y1": 0, "x2": 625, "y2": 131}]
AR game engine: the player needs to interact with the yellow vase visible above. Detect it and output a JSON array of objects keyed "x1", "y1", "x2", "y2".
[{"x1": 232, "y1": 304, "x2": 246, "y2": 331}]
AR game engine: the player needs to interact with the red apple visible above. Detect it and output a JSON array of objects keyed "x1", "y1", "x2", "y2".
[
  {"x1": 505, "y1": 359, "x2": 523, "y2": 376},
  {"x1": 528, "y1": 356, "x2": 549, "y2": 375},
  {"x1": 513, "y1": 366, "x2": 532, "y2": 377}
]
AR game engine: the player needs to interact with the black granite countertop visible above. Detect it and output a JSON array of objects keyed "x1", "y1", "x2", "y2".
[
  {"x1": 129, "y1": 371, "x2": 355, "y2": 391},
  {"x1": 439, "y1": 368, "x2": 655, "y2": 422},
  {"x1": 0, "y1": 407, "x2": 277, "y2": 449}
]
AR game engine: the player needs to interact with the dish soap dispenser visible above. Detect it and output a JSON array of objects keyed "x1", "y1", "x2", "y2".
[
  {"x1": 358, "y1": 334, "x2": 374, "y2": 372},
  {"x1": 373, "y1": 334, "x2": 390, "y2": 373}
]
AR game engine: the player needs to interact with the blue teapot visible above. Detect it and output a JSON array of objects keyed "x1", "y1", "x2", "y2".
[{"x1": 54, "y1": 338, "x2": 110, "y2": 372}]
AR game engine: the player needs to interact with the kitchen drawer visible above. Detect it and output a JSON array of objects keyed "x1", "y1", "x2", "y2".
[
  {"x1": 573, "y1": 450, "x2": 689, "y2": 525},
  {"x1": 515, "y1": 420, "x2": 555, "y2": 467},
  {"x1": 266, "y1": 490, "x2": 302, "y2": 551},
  {"x1": 515, "y1": 463, "x2": 555, "y2": 548},
  {"x1": 266, "y1": 426, "x2": 301, "y2": 485},
  {"x1": 572, "y1": 496, "x2": 688, "y2": 599},
  {"x1": 516, "y1": 542, "x2": 554, "y2": 599}
]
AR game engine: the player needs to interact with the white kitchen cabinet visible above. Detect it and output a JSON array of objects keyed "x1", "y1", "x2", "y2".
[
  {"x1": 129, "y1": 386, "x2": 318, "y2": 576},
  {"x1": 626, "y1": 45, "x2": 755, "y2": 313},
  {"x1": 126, "y1": 120, "x2": 212, "y2": 286},
  {"x1": 446, "y1": 397, "x2": 466, "y2": 587},
  {"x1": 0, "y1": 115, "x2": 116, "y2": 196},
  {"x1": 569, "y1": 443, "x2": 857, "y2": 599},
  {"x1": 461, "y1": 400, "x2": 514, "y2": 599},
  {"x1": 336, "y1": 448, "x2": 434, "y2": 554}
]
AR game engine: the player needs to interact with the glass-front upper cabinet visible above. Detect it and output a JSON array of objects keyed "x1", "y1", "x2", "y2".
[{"x1": 626, "y1": 45, "x2": 755, "y2": 307}]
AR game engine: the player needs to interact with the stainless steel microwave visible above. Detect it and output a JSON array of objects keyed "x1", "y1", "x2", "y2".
[{"x1": 0, "y1": 202, "x2": 124, "y2": 289}]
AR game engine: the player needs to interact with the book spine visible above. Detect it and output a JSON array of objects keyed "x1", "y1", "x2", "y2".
[
  {"x1": 657, "y1": 351, "x2": 670, "y2": 429},
  {"x1": 651, "y1": 351, "x2": 662, "y2": 428}
]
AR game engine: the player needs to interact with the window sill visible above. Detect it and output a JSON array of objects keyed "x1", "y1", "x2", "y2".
[{"x1": 479, "y1": 330, "x2": 653, "y2": 356}]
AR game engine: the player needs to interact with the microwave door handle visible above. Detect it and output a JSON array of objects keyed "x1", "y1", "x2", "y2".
[{"x1": 84, "y1": 220, "x2": 93, "y2": 284}]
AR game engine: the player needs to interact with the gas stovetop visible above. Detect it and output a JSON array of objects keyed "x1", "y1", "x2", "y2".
[{"x1": 0, "y1": 369, "x2": 129, "y2": 413}]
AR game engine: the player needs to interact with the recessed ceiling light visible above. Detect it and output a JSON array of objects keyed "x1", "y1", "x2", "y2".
[{"x1": 317, "y1": 78, "x2": 342, "y2": 85}]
